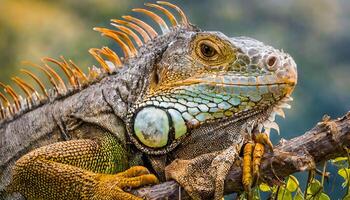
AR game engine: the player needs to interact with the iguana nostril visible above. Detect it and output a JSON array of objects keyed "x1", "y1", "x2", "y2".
[{"x1": 266, "y1": 55, "x2": 278, "y2": 71}]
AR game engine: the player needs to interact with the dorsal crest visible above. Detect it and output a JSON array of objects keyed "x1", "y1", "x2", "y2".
[{"x1": 0, "y1": 1, "x2": 190, "y2": 123}]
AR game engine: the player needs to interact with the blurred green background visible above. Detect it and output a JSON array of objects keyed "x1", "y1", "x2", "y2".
[{"x1": 1, "y1": 0, "x2": 349, "y2": 198}]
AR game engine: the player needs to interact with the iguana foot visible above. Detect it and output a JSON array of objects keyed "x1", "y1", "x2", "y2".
[
  {"x1": 92, "y1": 166, "x2": 159, "y2": 200},
  {"x1": 242, "y1": 133, "x2": 273, "y2": 192}
]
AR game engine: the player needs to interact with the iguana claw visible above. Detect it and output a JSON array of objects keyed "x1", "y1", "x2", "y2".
[{"x1": 242, "y1": 133, "x2": 273, "y2": 193}]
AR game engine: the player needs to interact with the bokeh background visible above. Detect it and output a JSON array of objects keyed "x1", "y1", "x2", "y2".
[{"x1": 1, "y1": 0, "x2": 349, "y2": 198}]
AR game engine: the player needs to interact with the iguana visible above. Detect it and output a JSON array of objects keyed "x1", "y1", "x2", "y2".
[{"x1": 0, "y1": 1, "x2": 297, "y2": 200}]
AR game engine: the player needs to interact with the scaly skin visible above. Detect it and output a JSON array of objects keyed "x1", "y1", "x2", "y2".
[
  {"x1": 7, "y1": 133, "x2": 158, "y2": 199},
  {"x1": 0, "y1": 2, "x2": 297, "y2": 200}
]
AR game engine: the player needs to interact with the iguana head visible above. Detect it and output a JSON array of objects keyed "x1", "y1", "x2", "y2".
[{"x1": 126, "y1": 15, "x2": 297, "y2": 154}]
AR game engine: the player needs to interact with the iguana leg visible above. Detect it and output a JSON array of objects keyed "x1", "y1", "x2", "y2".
[
  {"x1": 7, "y1": 134, "x2": 158, "y2": 200},
  {"x1": 211, "y1": 145, "x2": 240, "y2": 200},
  {"x1": 165, "y1": 144, "x2": 240, "y2": 200},
  {"x1": 242, "y1": 132, "x2": 273, "y2": 192}
]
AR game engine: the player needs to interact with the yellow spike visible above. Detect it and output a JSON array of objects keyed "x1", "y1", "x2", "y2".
[
  {"x1": 12, "y1": 77, "x2": 32, "y2": 98},
  {"x1": 101, "y1": 47, "x2": 122, "y2": 68},
  {"x1": 14, "y1": 77, "x2": 35, "y2": 93},
  {"x1": 0, "y1": 92, "x2": 10, "y2": 117},
  {"x1": 20, "y1": 69, "x2": 49, "y2": 98},
  {"x1": 157, "y1": 1, "x2": 188, "y2": 26},
  {"x1": 111, "y1": 23, "x2": 143, "y2": 47},
  {"x1": 41, "y1": 60, "x2": 67, "y2": 93},
  {"x1": 112, "y1": 30, "x2": 138, "y2": 56},
  {"x1": 98, "y1": 29, "x2": 137, "y2": 56},
  {"x1": 12, "y1": 77, "x2": 37, "y2": 107},
  {"x1": 23, "y1": 61, "x2": 61, "y2": 93},
  {"x1": 14, "y1": 77, "x2": 41, "y2": 100},
  {"x1": 0, "y1": 102, "x2": 3, "y2": 119},
  {"x1": 89, "y1": 48, "x2": 112, "y2": 73},
  {"x1": 59, "y1": 56, "x2": 79, "y2": 87},
  {"x1": 145, "y1": 3, "x2": 178, "y2": 26},
  {"x1": 104, "y1": 32, "x2": 134, "y2": 58},
  {"x1": 111, "y1": 19, "x2": 151, "y2": 43},
  {"x1": 122, "y1": 15, "x2": 158, "y2": 38},
  {"x1": 0, "y1": 83, "x2": 20, "y2": 111},
  {"x1": 6, "y1": 86, "x2": 21, "y2": 111},
  {"x1": 68, "y1": 60, "x2": 89, "y2": 83},
  {"x1": 94, "y1": 27, "x2": 134, "y2": 58},
  {"x1": 43, "y1": 57, "x2": 75, "y2": 87},
  {"x1": 132, "y1": 8, "x2": 169, "y2": 33},
  {"x1": 0, "y1": 92, "x2": 10, "y2": 107}
]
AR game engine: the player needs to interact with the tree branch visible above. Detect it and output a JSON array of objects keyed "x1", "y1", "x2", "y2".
[{"x1": 133, "y1": 112, "x2": 350, "y2": 199}]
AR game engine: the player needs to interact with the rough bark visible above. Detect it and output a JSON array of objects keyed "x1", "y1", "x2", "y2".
[{"x1": 133, "y1": 111, "x2": 350, "y2": 199}]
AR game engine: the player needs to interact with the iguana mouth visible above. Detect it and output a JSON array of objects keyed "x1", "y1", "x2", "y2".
[
  {"x1": 200, "y1": 94, "x2": 293, "y2": 139},
  {"x1": 185, "y1": 94, "x2": 292, "y2": 133},
  {"x1": 164, "y1": 78, "x2": 296, "y2": 87}
]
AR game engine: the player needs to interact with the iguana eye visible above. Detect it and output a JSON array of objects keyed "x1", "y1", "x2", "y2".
[
  {"x1": 200, "y1": 43, "x2": 217, "y2": 57},
  {"x1": 196, "y1": 40, "x2": 220, "y2": 60}
]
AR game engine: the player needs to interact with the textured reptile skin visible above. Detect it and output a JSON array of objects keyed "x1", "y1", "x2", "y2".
[{"x1": 0, "y1": 2, "x2": 297, "y2": 200}]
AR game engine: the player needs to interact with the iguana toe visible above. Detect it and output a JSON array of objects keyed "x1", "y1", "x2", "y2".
[
  {"x1": 253, "y1": 133, "x2": 273, "y2": 177},
  {"x1": 116, "y1": 166, "x2": 151, "y2": 178},
  {"x1": 92, "y1": 166, "x2": 159, "y2": 200},
  {"x1": 242, "y1": 142, "x2": 254, "y2": 192},
  {"x1": 242, "y1": 133, "x2": 273, "y2": 194}
]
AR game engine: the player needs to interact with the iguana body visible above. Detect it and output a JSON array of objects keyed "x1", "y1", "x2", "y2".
[{"x1": 0, "y1": 2, "x2": 297, "y2": 200}]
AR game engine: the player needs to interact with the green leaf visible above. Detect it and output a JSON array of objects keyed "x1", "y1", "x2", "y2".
[
  {"x1": 332, "y1": 157, "x2": 348, "y2": 163},
  {"x1": 294, "y1": 190, "x2": 304, "y2": 200},
  {"x1": 318, "y1": 193, "x2": 330, "y2": 200},
  {"x1": 259, "y1": 183, "x2": 271, "y2": 192},
  {"x1": 338, "y1": 168, "x2": 350, "y2": 179},
  {"x1": 270, "y1": 185, "x2": 278, "y2": 193},
  {"x1": 308, "y1": 179, "x2": 322, "y2": 195},
  {"x1": 338, "y1": 168, "x2": 350, "y2": 187},
  {"x1": 343, "y1": 193, "x2": 350, "y2": 200},
  {"x1": 277, "y1": 187, "x2": 292, "y2": 200},
  {"x1": 286, "y1": 175, "x2": 299, "y2": 192}
]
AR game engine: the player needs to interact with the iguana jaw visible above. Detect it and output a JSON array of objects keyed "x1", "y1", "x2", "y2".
[{"x1": 127, "y1": 79, "x2": 295, "y2": 155}]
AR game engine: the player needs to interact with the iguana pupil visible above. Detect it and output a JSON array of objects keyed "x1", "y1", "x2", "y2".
[{"x1": 200, "y1": 43, "x2": 216, "y2": 57}]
